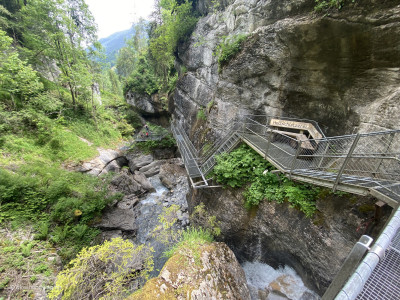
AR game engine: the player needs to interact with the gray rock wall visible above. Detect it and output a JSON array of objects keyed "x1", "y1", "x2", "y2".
[
  {"x1": 173, "y1": 0, "x2": 400, "y2": 138},
  {"x1": 188, "y1": 186, "x2": 390, "y2": 294}
]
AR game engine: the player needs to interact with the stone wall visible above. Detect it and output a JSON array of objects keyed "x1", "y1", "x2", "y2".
[{"x1": 188, "y1": 186, "x2": 390, "y2": 294}]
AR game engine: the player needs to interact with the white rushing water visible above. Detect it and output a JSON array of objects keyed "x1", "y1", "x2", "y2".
[
  {"x1": 242, "y1": 261, "x2": 319, "y2": 300},
  {"x1": 140, "y1": 176, "x2": 168, "y2": 206}
]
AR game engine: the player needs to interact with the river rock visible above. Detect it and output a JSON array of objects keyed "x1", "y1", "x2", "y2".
[
  {"x1": 152, "y1": 147, "x2": 176, "y2": 160},
  {"x1": 98, "y1": 230, "x2": 123, "y2": 243},
  {"x1": 138, "y1": 160, "x2": 166, "y2": 177},
  {"x1": 75, "y1": 148, "x2": 125, "y2": 176},
  {"x1": 110, "y1": 174, "x2": 145, "y2": 195},
  {"x1": 117, "y1": 194, "x2": 140, "y2": 210},
  {"x1": 268, "y1": 275, "x2": 298, "y2": 299},
  {"x1": 96, "y1": 208, "x2": 137, "y2": 232},
  {"x1": 133, "y1": 171, "x2": 156, "y2": 192},
  {"x1": 126, "y1": 242, "x2": 251, "y2": 300},
  {"x1": 98, "y1": 160, "x2": 120, "y2": 176},
  {"x1": 159, "y1": 160, "x2": 187, "y2": 189},
  {"x1": 127, "y1": 154, "x2": 154, "y2": 172}
]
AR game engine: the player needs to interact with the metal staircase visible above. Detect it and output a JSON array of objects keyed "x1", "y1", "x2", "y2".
[
  {"x1": 171, "y1": 114, "x2": 400, "y2": 300},
  {"x1": 200, "y1": 131, "x2": 241, "y2": 176}
]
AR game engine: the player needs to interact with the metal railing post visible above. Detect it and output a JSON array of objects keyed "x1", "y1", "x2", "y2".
[
  {"x1": 317, "y1": 139, "x2": 330, "y2": 169},
  {"x1": 374, "y1": 132, "x2": 395, "y2": 175},
  {"x1": 289, "y1": 141, "x2": 302, "y2": 179},
  {"x1": 322, "y1": 235, "x2": 373, "y2": 300},
  {"x1": 333, "y1": 134, "x2": 360, "y2": 192}
]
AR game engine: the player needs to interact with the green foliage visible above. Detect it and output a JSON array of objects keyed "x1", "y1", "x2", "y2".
[
  {"x1": 49, "y1": 238, "x2": 154, "y2": 300},
  {"x1": 123, "y1": 55, "x2": 160, "y2": 95},
  {"x1": 0, "y1": 163, "x2": 117, "y2": 261},
  {"x1": 0, "y1": 29, "x2": 43, "y2": 106},
  {"x1": 134, "y1": 124, "x2": 176, "y2": 153},
  {"x1": 0, "y1": 230, "x2": 57, "y2": 299},
  {"x1": 163, "y1": 227, "x2": 214, "y2": 259},
  {"x1": 213, "y1": 144, "x2": 271, "y2": 188},
  {"x1": 213, "y1": 144, "x2": 319, "y2": 217},
  {"x1": 116, "y1": 20, "x2": 149, "y2": 78},
  {"x1": 191, "y1": 203, "x2": 221, "y2": 237},
  {"x1": 0, "y1": 4, "x2": 11, "y2": 29},
  {"x1": 18, "y1": 0, "x2": 98, "y2": 108},
  {"x1": 314, "y1": 0, "x2": 356, "y2": 11},
  {"x1": 152, "y1": 204, "x2": 182, "y2": 246},
  {"x1": 214, "y1": 34, "x2": 248, "y2": 72},
  {"x1": 149, "y1": 0, "x2": 198, "y2": 86},
  {"x1": 196, "y1": 108, "x2": 207, "y2": 121}
]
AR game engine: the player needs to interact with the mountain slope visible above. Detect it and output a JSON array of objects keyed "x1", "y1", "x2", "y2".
[{"x1": 99, "y1": 27, "x2": 135, "y2": 65}]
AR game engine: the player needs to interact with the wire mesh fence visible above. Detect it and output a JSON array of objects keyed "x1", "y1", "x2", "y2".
[{"x1": 173, "y1": 116, "x2": 400, "y2": 192}]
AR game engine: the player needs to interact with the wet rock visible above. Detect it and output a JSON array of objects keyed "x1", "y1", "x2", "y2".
[
  {"x1": 300, "y1": 291, "x2": 320, "y2": 300},
  {"x1": 117, "y1": 194, "x2": 140, "y2": 210},
  {"x1": 268, "y1": 275, "x2": 297, "y2": 299},
  {"x1": 98, "y1": 230, "x2": 123, "y2": 242},
  {"x1": 96, "y1": 208, "x2": 137, "y2": 232},
  {"x1": 159, "y1": 160, "x2": 187, "y2": 189},
  {"x1": 127, "y1": 154, "x2": 153, "y2": 172},
  {"x1": 188, "y1": 186, "x2": 389, "y2": 294},
  {"x1": 110, "y1": 174, "x2": 145, "y2": 195},
  {"x1": 152, "y1": 147, "x2": 176, "y2": 160},
  {"x1": 126, "y1": 242, "x2": 251, "y2": 300},
  {"x1": 133, "y1": 171, "x2": 156, "y2": 192},
  {"x1": 139, "y1": 160, "x2": 166, "y2": 177}
]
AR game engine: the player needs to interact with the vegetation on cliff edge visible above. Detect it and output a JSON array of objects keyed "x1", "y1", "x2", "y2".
[{"x1": 212, "y1": 144, "x2": 320, "y2": 217}]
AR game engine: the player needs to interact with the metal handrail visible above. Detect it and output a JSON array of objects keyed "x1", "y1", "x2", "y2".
[{"x1": 173, "y1": 115, "x2": 400, "y2": 300}]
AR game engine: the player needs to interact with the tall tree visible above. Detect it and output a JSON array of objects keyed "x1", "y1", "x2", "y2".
[
  {"x1": 18, "y1": 0, "x2": 98, "y2": 108},
  {"x1": 116, "y1": 19, "x2": 149, "y2": 79},
  {"x1": 0, "y1": 29, "x2": 42, "y2": 108},
  {"x1": 149, "y1": 0, "x2": 197, "y2": 86}
]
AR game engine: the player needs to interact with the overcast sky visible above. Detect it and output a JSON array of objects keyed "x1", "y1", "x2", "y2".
[{"x1": 85, "y1": 0, "x2": 155, "y2": 39}]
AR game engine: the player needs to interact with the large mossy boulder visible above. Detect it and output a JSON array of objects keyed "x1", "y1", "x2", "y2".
[{"x1": 127, "y1": 241, "x2": 251, "y2": 300}]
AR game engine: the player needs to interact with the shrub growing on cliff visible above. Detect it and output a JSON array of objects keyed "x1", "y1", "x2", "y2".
[
  {"x1": 213, "y1": 144, "x2": 271, "y2": 188},
  {"x1": 213, "y1": 144, "x2": 319, "y2": 217},
  {"x1": 49, "y1": 238, "x2": 154, "y2": 300},
  {"x1": 214, "y1": 34, "x2": 248, "y2": 72}
]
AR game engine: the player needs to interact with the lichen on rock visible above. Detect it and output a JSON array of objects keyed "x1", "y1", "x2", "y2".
[{"x1": 127, "y1": 241, "x2": 251, "y2": 300}]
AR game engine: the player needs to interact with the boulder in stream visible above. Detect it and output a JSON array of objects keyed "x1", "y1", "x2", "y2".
[
  {"x1": 126, "y1": 242, "x2": 251, "y2": 300},
  {"x1": 159, "y1": 159, "x2": 186, "y2": 189},
  {"x1": 95, "y1": 208, "x2": 137, "y2": 232},
  {"x1": 133, "y1": 171, "x2": 156, "y2": 192},
  {"x1": 127, "y1": 154, "x2": 154, "y2": 172},
  {"x1": 110, "y1": 173, "x2": 145, "y2": 195}
]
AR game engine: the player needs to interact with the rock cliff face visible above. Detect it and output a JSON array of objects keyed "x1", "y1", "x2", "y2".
[
  {"x1": 188, "y1": 187, "x2": 389, "y2": 294},
  {"x1": 173, "y1": 0, "x2": 400, "y2": 138},
  {"x1": 171, "y1": 0, "x2": 398, "y2": 295}
]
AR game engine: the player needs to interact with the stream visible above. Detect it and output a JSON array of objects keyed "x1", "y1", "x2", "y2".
[
  {"x1": 132, "y1": 175, "x2": 319, "y2": 299},
  {"x1": 132, "y1": 174, "x2": 189, "y2": 275},
  {"x1": 243, "y1": 261, "x2": 320, "y2": 300}
]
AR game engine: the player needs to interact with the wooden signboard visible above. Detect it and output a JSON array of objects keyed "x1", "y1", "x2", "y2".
[{"x1": 270, "y1": 119, "x2": 323, "y2": 140}]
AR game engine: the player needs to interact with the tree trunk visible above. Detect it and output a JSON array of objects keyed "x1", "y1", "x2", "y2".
[{"x1": 68, "y1": 83, "x2": 76, "y2": 109}]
